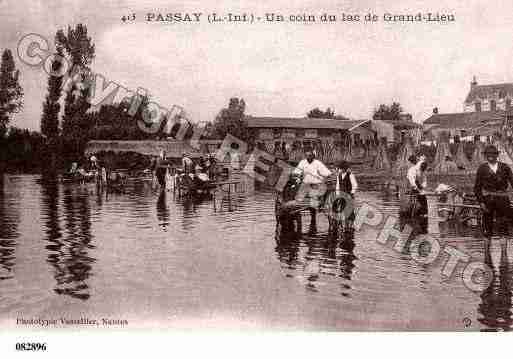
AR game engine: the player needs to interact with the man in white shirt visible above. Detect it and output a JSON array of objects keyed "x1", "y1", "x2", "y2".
[
  {"x1": 406, "y1": 155, "x2": 427, "y2": 193},
  {"x1": 405, "y1": 154, "x2": 428, "y2": 233},
  {"x1": 294, "y1": 151, "x2": 332, "y2": 233},
  {"x1": 294, "y1": 151, "x2": 332, "y2": 184}
]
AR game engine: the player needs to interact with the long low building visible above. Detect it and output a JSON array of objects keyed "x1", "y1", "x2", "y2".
[
  {"x1": 245, "y1": 116, "x2": 422, "y2": 147},
  {"x1": 423, "y1": 110, "x2": 505, "y2": 141},
  {"x1": 245, "y1": 117, "x2": 375, "y2": 148},
  {"x1": 85, "y1": 140, "x2": 223, "y2": 158}
]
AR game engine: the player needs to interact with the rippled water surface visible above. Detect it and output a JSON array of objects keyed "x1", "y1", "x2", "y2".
[{"x1": 1, "y1": 174, "x2": 512, "y2": 331}]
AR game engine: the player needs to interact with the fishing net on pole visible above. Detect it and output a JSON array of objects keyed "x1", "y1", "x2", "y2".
[
  {"x1": 432, "y1": 133, "x2": 457, "y2": 174},
  {"x1": 317, "y1": 140, "x2": 338, "y2": 165},
  {"x1": 341, "y1": 137, "x2": 353, "y2": 162},
  {"x1": 454, "y1": 142, "x2": 470, "y2": 170},
  {"x1": 392, "y1": 137, "x2": 415, "y2": 176},
  {"x1": 471, "y1": 140, "x2": 486, "y2": 168},
  {"x1": 372, "y1": 140, "x2": 391, "y2": 171},
  {"x1": 496, "y1": 140, "x2": 513, "y2": 166}
]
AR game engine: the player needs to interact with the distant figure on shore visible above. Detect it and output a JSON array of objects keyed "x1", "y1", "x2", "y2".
[
  {"x1": 294, "y1": 150, "x2": 332, "y2": 233},
  {"x1": 474, "y1": 144, "x2": 513, "y2": 247}
]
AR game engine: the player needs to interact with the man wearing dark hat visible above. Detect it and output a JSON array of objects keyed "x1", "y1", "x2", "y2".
[
  {"x1": 334, "y1": 160, "x2": 358, "y2": 227},
  {"x1": 336, "y1": 160, "x2": 358, "y2": 197},
  {"x1": 474, "y1": 144, "x2": 513, "y2": 241}
]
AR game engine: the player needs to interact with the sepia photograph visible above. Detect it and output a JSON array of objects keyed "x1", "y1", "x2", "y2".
[{"x1": 1, "y1": 0, "x2": 513, "y2": 354}]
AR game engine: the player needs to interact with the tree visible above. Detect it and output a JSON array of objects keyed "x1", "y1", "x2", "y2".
[
  {"x1": 55, "y1": 24, "x2": 95, "y2": 69},
  {"x1": 56, "y1": 25, "x2": 95, "y2": 138},
  {"x1": 0, "y1": 49, "x2": 23, "y2": 135},
  {"x1": 41, "y1": 48, "x2": 64, "y2": 139},
  {"x1": 307, "y1": 107, "x2": 335, "y2": 119},
  {"x1": 372, "y1": 102, "x2": 403, "y2": 122},
  {"x1": 56, "y1": 25, "x2": 95, "y2": 159},
  {"x1": 213, "y1": 98, "x2": 248, "y2": 140}
]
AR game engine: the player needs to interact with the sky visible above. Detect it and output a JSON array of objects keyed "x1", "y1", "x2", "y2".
[{"x1": 1, "y1": 0, "x2": 513, "y2": 131}]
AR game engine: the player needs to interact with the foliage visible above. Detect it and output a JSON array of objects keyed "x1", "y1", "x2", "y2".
[
  {"x1": 0, "y1": 49, "x2": 23, "y2": 132},
  {"x1": 56, "y1": 24, "x2": 95, "y2": 160},
  {"x1": 307, "y1": 107, "x2": 335, "y2": 118},
  {"x1": 88, "y1": 99, "x2": 157, "y2": 141},
  {"x1": 41, "y1": 48, "x2": 64, "y2": 139},
  {"x1": 55, "y1": 24, "x2": 95, "y2": 68},
  {"x1": 212, "y1": 97, "x2": 248, "y2": 140},
  {"x1": 0, "y1": 127, "x2": 45, "y2": 172},
  {"x1": 372, "y1": 102, "x2": 403, "y2": 122}
]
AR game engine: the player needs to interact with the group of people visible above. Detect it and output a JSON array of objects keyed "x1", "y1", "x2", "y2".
[
  {"x1": 151, "y1": 151, "x2": 217, "y2": 190},
  {"x1": 291, "y1": 150, "x2": 358, "y2": 233},
  {"x1": 290, "y1": 143, "x2": 513, "y2": 242},
  {"x1": 67, "y1": 156, "x2": 104, "y2": 183},
  {"x1": 403, "y1": 144, "x2": 513, "y2": 240}
]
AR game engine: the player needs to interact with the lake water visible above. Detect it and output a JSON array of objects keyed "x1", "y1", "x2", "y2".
[{"x1": 0, "y1": 174, "x2": 511, "y2": 331}]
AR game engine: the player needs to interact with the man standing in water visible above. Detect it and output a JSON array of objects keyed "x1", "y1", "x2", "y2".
[
  {"x1": 474, "y1": 144, "x2": 513, "y2": 247},
  {"x1": 182, "y1": 152, "x2": 194, "y2": 174},
  {"x1": 294, "y1": 150, "x2": 332, "y2": 234},
  {"x1": 405, "y1": 154, "x2": 428, "y2": 232},
  {"x1": 335, "y1": 160, "x2": 358, "y2": 228},
  {"x1": 155, "y1": 150, "x2": 170, "y2": 190}
]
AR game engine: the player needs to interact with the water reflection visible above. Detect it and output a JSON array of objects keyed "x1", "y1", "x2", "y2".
[
  {"x1": 479, "y1": 240, "x2": 513, "y2": 331},
  {"x1": 41, "y1": 177, "x2": 95, "y2": 301},
  {"x1": 156, "y1": 190, "x2": 170, "y2": 230},
  {"x1": 0, "y1": 174, "x2": 19, "y2": 281},
  {"x1": 275, "y1": 226, "x2": 357, "y2": 296},
  {"x1": 4, "y1": 174, "x2": 513, "y2": 330}
]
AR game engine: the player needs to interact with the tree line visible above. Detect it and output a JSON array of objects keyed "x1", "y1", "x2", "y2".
[{"x1": 0, "y1": 22, "x2": 408, "y2": 173}]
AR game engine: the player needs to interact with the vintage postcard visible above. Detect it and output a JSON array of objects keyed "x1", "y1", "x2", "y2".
[{"x1": 1, "y1": 0, "x2": 513, "y2": 354}]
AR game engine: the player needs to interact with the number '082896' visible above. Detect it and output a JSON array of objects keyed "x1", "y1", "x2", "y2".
[{"x1": 15, "y1": 342, "x2": 47, "y2": 351}]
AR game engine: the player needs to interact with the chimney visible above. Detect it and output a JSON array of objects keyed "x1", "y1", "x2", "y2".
[
  {"x1": 471, "y1": 76, "x2": 477, "y2": 90},
  {"x1": 433, "y1": 107, "x2": 438, "y2": 114}
]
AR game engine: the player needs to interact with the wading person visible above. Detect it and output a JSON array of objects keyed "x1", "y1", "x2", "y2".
[
  {"x1": 474, "y1": 144, "x2": 513, "y2": 247},
  {"x1": 334, "y1": 160, "x2": 358, "y2": 228},
  {"x1": 182, "y1": 152, "x2": 194, "y2": 174},
  {"x1": 155, "y1": 150, "x2": 169, "y2": 190},
  {"x1": 294, "y1": 150, "x2": 332, "y2": 234},
  {"x1": 405, "y1": 154, "x2": 428, "y2": 232}
]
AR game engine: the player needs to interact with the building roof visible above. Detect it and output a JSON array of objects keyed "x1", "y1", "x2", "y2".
[
  {"x1": 423, "y1": 111, "x2": 504, "y2": 129},
  {"x1": 388, "y1": 119, "x2": 423, "y2": 129},
  {"x1": 465, "y1": 83, "x2": 513, "y2": 103},
  {"x1": 85, "y1": 140, "x2": 212, "y2": 158},
  {"x1": 245, "y1": 116, "x2": 369, "y2": 130}
]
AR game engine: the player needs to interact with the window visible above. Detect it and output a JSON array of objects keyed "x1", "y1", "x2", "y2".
[
  {"x1": 490, "y1": 100, "x2": 497, "y2": 111},
  {"x1": 507, "y1": 98, "x2": 511, "y2": 110},
  {"x1": 475, "y1": 102, "x2": 481, "y2": 112}
]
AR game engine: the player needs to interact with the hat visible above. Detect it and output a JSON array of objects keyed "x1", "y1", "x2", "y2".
[
  {"x1": 483, "y1": 144, "x2": 499, "y2": 155},
  {"x1": 338, "y1": 160, "x2": 350, "y2": 170}
]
